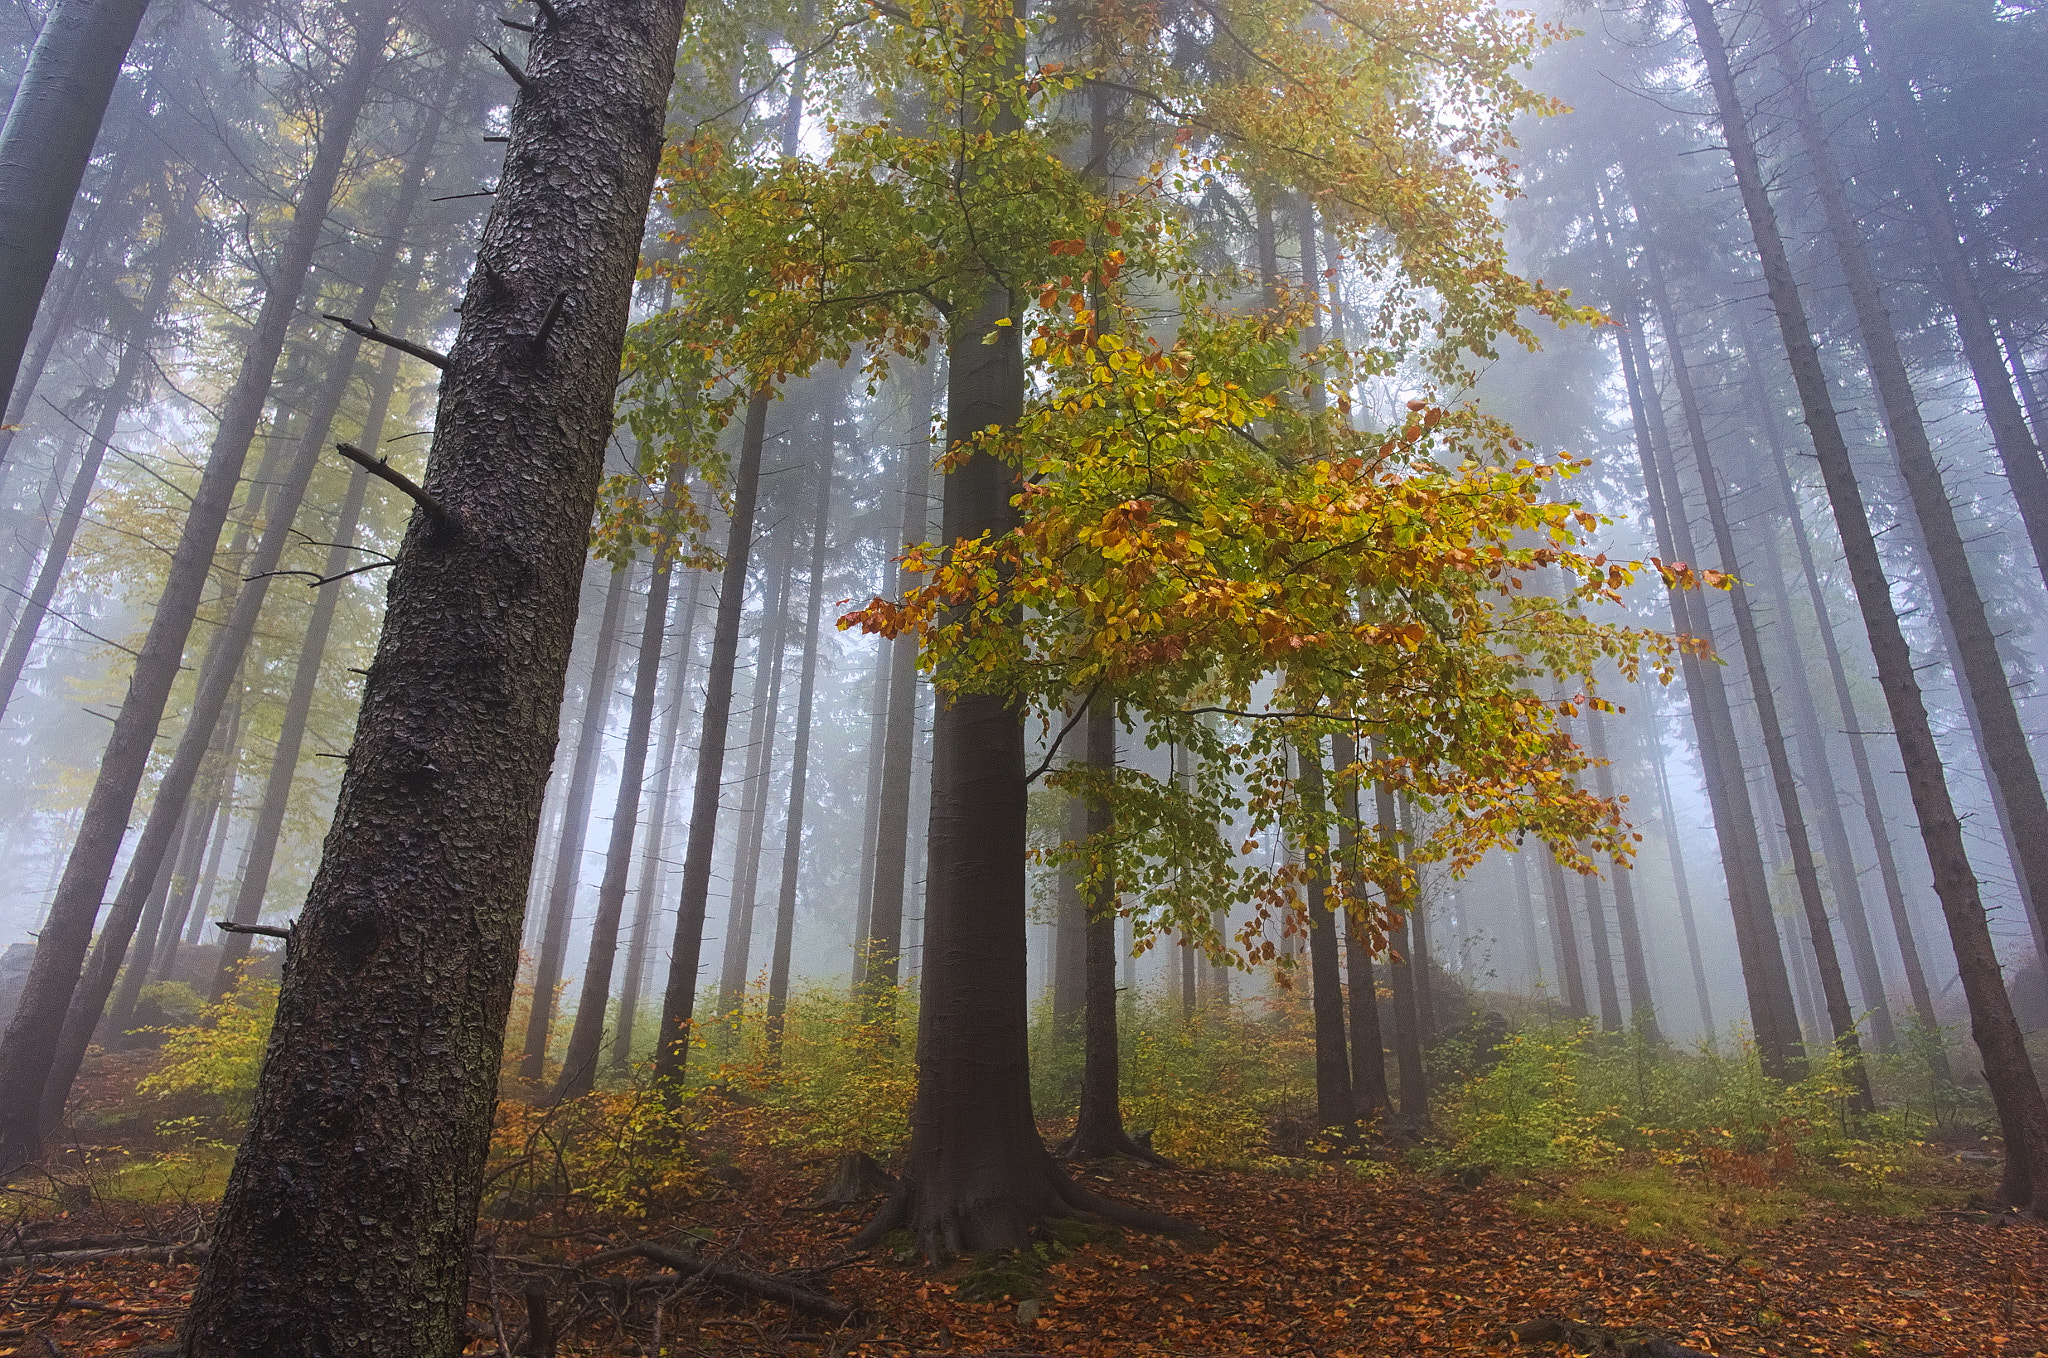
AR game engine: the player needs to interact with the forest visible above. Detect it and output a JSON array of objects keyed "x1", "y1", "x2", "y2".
[{"x1": 0, "y1": 0, "x2": 2043, "y2": 1351}]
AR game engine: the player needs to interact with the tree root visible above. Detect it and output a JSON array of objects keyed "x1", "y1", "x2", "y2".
[
  {"x1": 1506, "y1": 1316, "x2": 1716, "y2": 1358},
  {"x1": 1054, "y1": 1125, "x2": 1178, "y2": 1170}
]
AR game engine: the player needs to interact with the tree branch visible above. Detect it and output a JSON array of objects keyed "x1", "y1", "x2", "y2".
[
  {"x1": 322, "y1": 313, "x2": 449, "y2": 369},
  {"x1": 334, "y1": 443, "x2": 453, "y2": 529},
  {"x1": 484, "y1": 44, "x2": 532, "y2": 93},
  {"x1": 1024, "y1": 683, "x2": 1103, "y2": 784},
  {"x1": 215, "y1": 920, "x2": 292, "y2": 940}
]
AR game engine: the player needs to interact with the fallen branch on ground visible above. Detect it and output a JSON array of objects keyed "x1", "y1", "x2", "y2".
[
  {"x1": 573, "y1": 1243, "x2": 855, "y2": 1322},
  {"x1": 1506, "y1": 1317, "x2": 1717, "y2": 1358}
]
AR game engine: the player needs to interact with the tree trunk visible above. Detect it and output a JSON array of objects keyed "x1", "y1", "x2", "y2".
[
  {"x1": 859, "y1": 378, "x2": 936, "y2": 992},
  {"x1": 521, "y1": 562, "x2": 630, "y2": 1081},
  {"x1": 1684, "y1": 0, "x2": 2048, "y2": 1212},
  {"x1": 1583, "y1": 701, "x2": 1658, "y2": 1040},
  {"x1": 0, "y1": 5, "x2": 392, "y2": 1172},
  {"x1": 1579, "y1": 864, "x2": 1623, "y2": 1033},
  {"x1": 177, "y1": 0, "x2": 692, "y2": 1343},
  {"x1": 555, "y1": 537, "x2": 677, "y2": 1099},
  {"x1": 1539, "y1": 848, "x2": 1587, "y2": 1019},
  {"x1": 654, "y1": 387, "x2": 770, "y2": 1083},
  {"x1": 1643, "y1": 682, "x2": 1717, "y2": 1040},
  {"x1": 1332, "y1": 732, "x2": 1388, "y2": 1116},
  {"x1": 1643, "y1": 261, "x2": 1871, "y2": 1108},
  {"x1": 0, "y1": 0, "x2": 151, "y2": 416},
  {"x1": 767, "y1": 419, "x2": 837, "y2": 1060},
  {"x1": 1376, "y1": 773, "x2": 1428, "y2": 1117},
  {"x1": 1297, "y1": 739, "x2": 1354, "y2": 1133},
  {"x1": 715, "y1": 533, "x2": 794, "y2": 1022},
  {"x1": 850, "y1": 638, "x2": 890, "y2": 984},
  {"x1": 1059, "y1": 701, "x2": 1163, "y2": 1164},
  {"x1": 0, "y1": 188, "x2": 188, "y2": 721},
  {"x1": 1608, "y1": 262, "x2": 1803, "y2": 1077},
  {"x1": 1051, "y1": 774, "x2": 1088, "y2": 1026},
  {"x1": 612, "y1": 573, "x2": 699, "y2": 1072}
]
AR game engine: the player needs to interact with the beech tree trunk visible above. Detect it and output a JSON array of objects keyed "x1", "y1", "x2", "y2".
[
  {"x1": 555, "y1": 538, "x2": 677, "y2": 1100},
  {"x1": 1332, "y1": 732, "x2": 1388, "y2": 1115},
  {"x1": 0, "y1": 0, "x2": 151, "y2": 415},
  {"x1": 1685, "y1": 0, "x2": 2048, "y2": 1213},
  {"x1": 520, "y1": 562, "x2": 630, "y2": 1081},
  {"x1": 1297, "y1": 740, "x2": 1354, "y2": 1132},
  {"x1": 0, "y1": 5, "x2": 392, "y2": 1172},
  {"x1": 767, "y1": 422, "x2": 837, "y2": 1058},
  {"x1": 177, "y1": 0, "x2": 693, "y2": 1344},
  {"x1": 655, "y1": 388, "x2": 769, "y2": 1083}
]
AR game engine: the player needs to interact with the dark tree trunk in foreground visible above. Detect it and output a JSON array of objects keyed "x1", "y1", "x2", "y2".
[
  {"x1": 655, "y1": 388, "x2": 769, "y2": 1083},
  {"x1": 0, "y1": 7, "x2": 390, "y2": 1173},
  {"x1": 521, "y1": 562, "x2": 630, "y2": 1081},
  {"x1": 556, "y1": 539, "x2": 677, "y2": 1100},
  {"x1": 1297, "y1": 740, "x2": 1354, "y2": 1133},
  {"x1": 1685, "y1": 0, "x2": 2048, "y2": 1213},
  {"x1": 178, "y1": 0, "x2": 692, "y2": 1345},
  {"x1": 0, "y1": 0, "x2": 151, "y2": 416},
  {"x1": 767, "y1": 427, "x2": 837, "y2": 1058},
  {"x1": 1646, "y1": 266, "x2": 1871, "y2": 1108},
  {"x1": 1332, "y1": 733, "x2": 1388, "y2": 1115},
  {"x1": 1059, "y1": 702, "x2": 1165, "y2": 1164}
]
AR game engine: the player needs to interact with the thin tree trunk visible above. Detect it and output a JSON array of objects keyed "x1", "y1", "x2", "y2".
[
  {"x1": 1332, "y1": 731, "x2": 1388, "y2": 1116},
  {"x1": 180, "y1": 0, "x2": 692, "y2": 1340},
  {"x1": 1684, "y1": 0, "x2": 2048, "y2": 1212},
  {"x1": 1609, "y1": 265, "x2": 1803, "y2": 1076},
  {"x1": 767, "y1": 421, "x2": 836, "y2": 1060},
  {"x1": 0, "y1": 0, "x2": 151, "y2": 415},
  {"x1": 860, "y1": 385, "x2": 935, "y2": 992},
  {"x1": 655, "y1": 388, "x2": 770, "y2": 1083},
  {"x1": 1584, "y1": 701, "x2": 1658, "y2": 1039},
  {"x1": 555, "y1": 535, "x2": 677, "y2": 1099},
  {"x1": 1643, "y1": 682, "x2": 1717, "y2": 1039},
  {"x1": 1643, "y1": 263, "x2": 1870, "y2": 1106},
  {"x1": 0, "y1": 6, "x2": 392, "y2": 1170},
  {"x1": 716, "y1": 534, "x2": 793, "y2": 1021},
  {"x1": 1512, "y1": 847, "x2": 1544, "y2": 995},
  {"x1": 1579, "y1": 864, "x2": 1623, "y2": 1032},
  {"x1": 1540, "y1": 848, "x2": 1587, "y2": 1019},
  {"x1": 613, "y1": 574, "x2": 698, "y2": 1073},
  {"x1": 1379, "y1": 774, "x2": 1427, "y2": 1118},
  {"x1": 1051, "y1": 775, "x2": 1088, "y2": 1026},
  {"x1": 1297, "y1": 739, "x2": 1353, "y2": 1132},
  {"x1": 850, "y1": 639, "x2": 890, "y2": 984},
  {"x1": 521, "y1": 562, "x2": 630, "y2": 1081}
]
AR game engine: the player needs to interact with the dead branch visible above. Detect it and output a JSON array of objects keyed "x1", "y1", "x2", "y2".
[
  {"x1": 531, "y1": 290, "x2": 568, "y2": 356},
  {"x1": 321, "y1": 313, "x2": 449, "y2": 370},
  {"x1": 215, "y1": 920, "x2": 291, "y2": 940},
  {"x1": 574, "y1": 1243, "x2": 856, "y2": 1322},
  {"x1": 485, "y1": 44, "x2": 532, "y2": 92},
  {"x1": 334, "y1": 443, "x2": 453, "y2": 529}
]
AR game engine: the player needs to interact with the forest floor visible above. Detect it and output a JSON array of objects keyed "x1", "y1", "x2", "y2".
[{"x1": 2, "y1": 1081, "x2": 2043, "y2": 1358}]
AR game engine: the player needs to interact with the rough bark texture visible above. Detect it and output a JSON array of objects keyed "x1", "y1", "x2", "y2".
[
  {"x1": 1684, "y1": 0, "x2": 2048, "y2": 1212},
  {"x1": 0, "y1": 0, "x2": 150, "y2": 414},
  {"x1": 521, "y1": 562, "x2": 630, "y2": 1081},
  {"x1": 0, "y1": 6, "x2": 391, "y2": 1173},
  {"x1": 655, "y1": 388, "x2": 769, "y2": 1084},
  {"x1": 176, "y1": 0, "x2": 692, "y2": 1345}
]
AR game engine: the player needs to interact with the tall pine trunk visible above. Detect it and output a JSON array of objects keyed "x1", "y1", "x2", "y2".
[
  {"x1": 0, "y1": 5, "x2": 392, "y2": 1171},
  {"x1": 1684, "y1": 0, "x2": 2048, "y2": 1213},
  {"x1": 178, "y1": 0, "x2": 692, "y2": 1342},
  {"x1": 716, "y1": 535, "x2": 794, "y2": 1018}
]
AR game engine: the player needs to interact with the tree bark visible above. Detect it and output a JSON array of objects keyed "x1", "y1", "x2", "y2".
[
  {"x1": 555, "y1": 538, "x2": 677, "y2": 1099},
  {"x1": 859, "y1": 377, "x2": 936, "y2": 992},
  {"x1": 177, "y1": 0, "x2": 693, "y2": 1343},
  {"x1": 1297, "y1": 739, "x2": 1354, "y2": 1132},
  {"x1": 655, "y1": 387, "x2": 770, "y2": 1083},
  {"x1": 1332, "y1": 732, "x2": 1388, "y2": 1115},
  {"x1": 767, "y1": 419, "x2": 837, "y2": 1060},
  {"x1": 1642, "y1": 262, "x2": 1870, "y2": 1107},
  {"x1": 0, "y1": 5, "x2": 392, "y2": 1172},
  {"x1": 715, "y1": 532, "x2": 794, "y2": 1021},
  {"x1": 1684, "y1": 0, "x2": 2048, "y2": 1212},
  {"x1": 612, "y1": 573, "x2": 699, "y2": 1073},
  {"x1": 0, "y1": 0, "x2": 151, "y2": 416},
  {"x1": 522, "y1": 562, "x2": 630, "y2": 1081}
]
